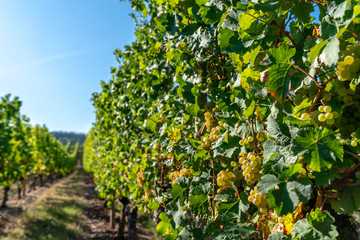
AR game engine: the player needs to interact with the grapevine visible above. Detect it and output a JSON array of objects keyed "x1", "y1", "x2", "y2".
[{"x1": 83, "y1": 1, "x2": 360, "y2": 239}]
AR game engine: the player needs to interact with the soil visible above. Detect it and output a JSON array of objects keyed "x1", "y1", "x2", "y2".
[
  {"x1": 82, "y1": 172, "x2": 156, "y2": 240},
  {"x1": 0, "y1": 170, "x2": 157, "y2": 240},
  {"x1": 0, "y1": 178, "x2": 61, "y2": 237}
]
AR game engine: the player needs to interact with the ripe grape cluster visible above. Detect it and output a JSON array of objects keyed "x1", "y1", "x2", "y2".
[
  {"x1": 239, "y1": 136, "x2": 254, "y2": 147},
  {"x1": 336, "y1": 82, "x2": 360, "y2": 138},
  {"x1": 239, "y1": 152, "x2": 262, "y2": 184},
  {"x1": 248, "y1": 186, "x2": 269, "y2": 214},
  {"x1": 169, "y1": 168, "x2": 192, "y2": 184},
  {"x1": 301, "y1": 105, "x2": 339, "y2": 127},
  {"x1": 205, "y1": 111, "x2": 218, "y2": 131},
  {"x1": 337, "y1": 43, "x2": 360, "y2": 81},
  {"x1": 217, "y1": 170, "x2": 236, "y2": 188},
  {"x1": 169, "y1": 171, "x2": 180, "y2": 184},
  {"x1": 294, "y1": 81, "x2": 321, "y2": 105},
  {"x1": 201, "y1": 112, "x2": 222, "y2": 149},
  {"x1": 180, "y1": 168, "x2": 192, "y2": 177},
  {"x1": 137, "y1": 170, "x2": 145, "y2": 187}
]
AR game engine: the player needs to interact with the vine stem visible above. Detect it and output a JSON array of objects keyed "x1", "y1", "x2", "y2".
[
  {"x1": 266, "y1": 13, "x2": 298, "y2": 48},
  {"x1": 251, "y1": 108, "x2": 260, "y2": 154},
  {"x1": 309, "y1": 88, "x2": 323, "y2": 113},
  {"x1": 309, "y1": 74, "x2": 337, "y2": 113},
  {"x1": 327, "y1": 160, "x2": 360, "y2": 190},
  {"x1": 212, "y1": 158, "x2": 216, "y2": 219},
  {"x1": 292, "y1": 65, "x2": 317, "y2": 83}
]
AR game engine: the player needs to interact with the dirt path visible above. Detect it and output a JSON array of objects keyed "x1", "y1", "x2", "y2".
[
  {"x1": 1, "y1": 167, "x2": 157, "y2": 240},
  {"x1": 0, "y1": 177, "x2": 63, "y2": 238}
]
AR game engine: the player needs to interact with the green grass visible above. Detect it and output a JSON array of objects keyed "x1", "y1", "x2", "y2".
[{"x1": 3, "y1": 168, "x2": 88, "y2": 240}]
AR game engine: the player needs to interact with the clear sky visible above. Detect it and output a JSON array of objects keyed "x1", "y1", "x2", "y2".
[{"x1": 0, "y1": 0, "x2": 135, "y2": 133}]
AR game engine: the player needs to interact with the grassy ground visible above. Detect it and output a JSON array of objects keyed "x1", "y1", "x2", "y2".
[
  {"x1": 0, "y1": 183, "x2": 19, "y2": 201},
  {"x1": 3, "y1": 168, "x2": 88, "y2": 240}
]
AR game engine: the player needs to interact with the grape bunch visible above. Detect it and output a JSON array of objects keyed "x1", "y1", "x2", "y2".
[
  {"x1": 201, "y1": 112, "x2": 222, "y2": 149},
  {"x1": 169, "y1": 171, "x2": 180, "y2": 184},
  {"x1": 302, "y1": 105, "x2": 339, "y2": 127},
  {"x1": 137, "y1": 170, "x2": 145, "y2": 187},
  {"x1": 239, "y1": 136, "x2": 254, "y2": 146},
  {"x1": 201, "y1": 126, "x2": 221, "y2": 148},
  {"x1": 248, "y1": 186, "x2": 269, "y2": 214},
  {"x1": 294, "y1": 81, "x2": 324, "y2": 105},
  {"x1": 179, "y1": 168, "x2": 192, "y2": 177},
  {"x1": 169, "y1": 168, "x2": 192, "y2": 184},
  {"x1": 337, "y1": 43, "x2": 360, "y2": 81},
  {"x1": 205, "y1": 111, "x2": 218, "y2": 131},
  {"x1": 217, "y1": 170, "x2": 236, "y2": 188},
  {"x1": 239, "y1": 152, "x2": 262, "y2": 184},
  {"x1": 335, "y1": 82, "x2": 360, "y2": 138}
]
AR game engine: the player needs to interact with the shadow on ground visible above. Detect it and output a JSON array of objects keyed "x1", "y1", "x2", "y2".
[{"x1": 3, "y1": 170, "x2": 88, "y2": 240}]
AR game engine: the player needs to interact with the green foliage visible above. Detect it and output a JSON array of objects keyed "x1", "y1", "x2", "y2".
[
  {"x1": 84, "y1": 0, "x2": 360, "y2": 239},
  {"x1": 0, "y1": 94, "x2": 77, "y2": 188}
]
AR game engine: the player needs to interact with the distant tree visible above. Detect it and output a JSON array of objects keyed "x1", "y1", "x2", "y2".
[{"x1": 51, "y1": 131, "x2": 86, "y2": 146}]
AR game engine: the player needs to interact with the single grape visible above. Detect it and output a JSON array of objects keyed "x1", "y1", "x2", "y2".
[
  {"x1": 338, "y1": 88, "x2": 348, "y2": 96},
  {"x1": 341, "y1": 70, "x2": 352, "y2": 80},
  {"x1": 332, "y1": 112, "x2": 339, "y2": 118},
  {"x1": 300, "y1": 113, "x2": 310, "y2": 120},
  {"x1": 318, "y1": 105, "x2": 325, "y2": 112},
  {"x1": 326, "y1": 118, "x2": 335, "y2": 125},
  {"x1": 318, "y1": 114, "x2": 326, "y2": 122},
  {"x1": 351, "y1": 140, "x2": 358, "y2": 147},
  {"x1": 325, "y1": 112, "x2": 333, "y2": 119},
  {"x1": 338, "y1": 61, "x2": 347, "y2": 70},
  {"x1": 345, "y1": 55, "x2": 355, "y2": 65},
  {"x1": 324, "y1": 106, "x2": 332, "y2": 113}
]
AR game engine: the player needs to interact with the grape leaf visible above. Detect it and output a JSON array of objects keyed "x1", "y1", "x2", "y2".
[
  {"x1": 309, "y1": 40, "x2": 328, "y2": 62},
  {"x1": 269, "y1": 44, "x2": 296, "y2": 63},
  {"x1": 292, "y1": 1, "x2": 314, "y2": 22},
  {"x1": 328, "y1": 0, "x2": 348, "y2": 19},
  {"x1": 258, "y1": 175, "x2": 312, "y2": 216},
  {"x1": 172, "y1": 183, "x2": 188, "y2": 201},
  {"x1": 291, "y1": 209, "x2": 337, "y2": 240},
  {"x1": 292, "y1": 127, "x2": 343, "y2": 172},
  {"x1": 329, "y1": 186, "x2": 360, "y2": 214},
  {"x1": 322, "y1": 36, "x2": 339, "y2": 66},
  {"x1": 267, "y1": 63, "x2": 292, "y2": 101}
]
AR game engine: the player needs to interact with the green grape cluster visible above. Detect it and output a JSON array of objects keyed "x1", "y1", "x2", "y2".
[
  {"x1": 205, "y1": 111, "x2": 218, "y2": 131},
  {"x1": 248, "y1": 186, "x2": 269, "y2": 214},
  {"x1": 217, "y1": 170, "x2": 235, "y2": 188},
  {"x1": 304, "y1": 105, "x2": 339, "y2": 127},
  {"x1": 350, "y1": 133, "x2": 358, "y2": 147},
  {"x1": 336, "y1": 83, "x2": 360, "y2": 138},
  {"x1": 239, "y1": 136, "x2": 254, "y2": 146},
  {"x1": 201, "y1": 126, "x2": 221, "y2": 148},
  {"x1": 294, "y1": 81, "x2": 320, "y2": 105},
  {"x1": 337, "y1": 43, "x2": 360, "y2": 81},
  {"x1": 230, "y1": 160, "x2": 243, "y2": 185},
  {"x1": 239, "y1": 152, "x2": 262, "y2": 184}
]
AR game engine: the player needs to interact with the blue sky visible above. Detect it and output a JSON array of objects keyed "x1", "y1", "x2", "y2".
[{"x1": 0, "y1": 0, "x2": 135, "y2": 133}]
